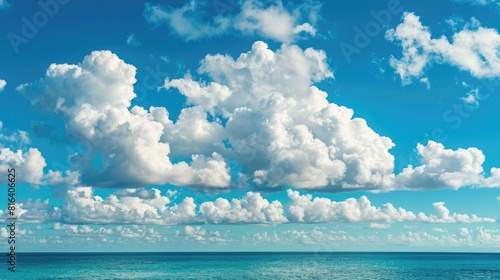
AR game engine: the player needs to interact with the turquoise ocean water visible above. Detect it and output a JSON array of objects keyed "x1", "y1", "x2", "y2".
[{"x1": 3, "y1": 252, "x2": 500, "y2": 279}]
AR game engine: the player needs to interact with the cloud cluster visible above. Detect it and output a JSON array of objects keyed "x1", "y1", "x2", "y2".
[
  {"x1": 387, "y1": 12, "x2": 500, "y2": 84},
  {"x1": 199, "y1": 191, "x2": 287, "y2": 224},
  {"x1": 167, "y1": 41, "x2": 398, "y2": 192},
  {"x1": 17, "y1": 42, "x2": 500, "y2": 193},
  {"x1": 286, "y1": 189, "x2": 496, "y2": 223},
  {"x1": 10, "y1": 187, "x2": 495, "y2": 226},
  {"x1": 0, "y1": 79, "x2": 6, "y2": 91},
  {"x1": 394, "y1": 141, "x2": 486, "y2": 190},
  {"x1": 61, "y1": 187, "x2": 198, "y2": 225},
  {"x1": 17, "y1": 50, "x2": 232, "y2": 191},
  {"x1": 181, "y1": 225, "x2": 226, "y2": 243},
  {"x1": 144, "y1": 0, "x2": 319, "y2": 43}
]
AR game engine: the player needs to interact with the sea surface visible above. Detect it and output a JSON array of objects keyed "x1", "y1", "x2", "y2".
[{"x1": 3, "y1": 252, "x2": 500, "y2": 279}]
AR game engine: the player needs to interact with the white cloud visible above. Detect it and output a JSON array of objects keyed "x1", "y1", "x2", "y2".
[
  {"x1": 394, "y1": 141, "x2": 485, "y2": 190},
  {"x1": 280, "y1": 228, "x2": 378, "y2": 246},
  {"x1": 168, "y1": 41, "x2": 398, "y2": 192},
  {"x1": 234, "y1": 0, "x2": 316, "y2": 42},
  {"x1": 0, "y1": 79, "x2": 6, "y2": 91},
  {"x1": 460, "y1": 82, "x2": 481, "y2": 108},
  {"x1": 0, "y1": 126, "x2": 46, "y2": 185},
  {"x1": 199, "y1": 191, "x2": 287, "y2": 224},
  {"x1": 18, "y1": 43, "x2": 500, "y2": 193},
  {"x1": 17, "y1": 50, "x2": 232, "y2": 191},
  {"x1": 62, "y1": 186, "x2": 198, "y2": 225},
  {"x1": 497, "y1": 196, "x2": 500, "y2": 202},
  {"x1": 182, "y1": 225, "x2": 226, "y2": 243},
  {"x1": 286, "y1": 189, "x2": 495, "y2": 224},
  {"x1": 387, "y1": 12, "x2": 500, "y2": 84},
  {"x1": 144, "y1": 0, "x2": 319, "y2": 43},
  {"x1": 15, "y1": 199, "x2": 61, "y2": 223},
  {"x1": 0, "y1": 228, "x2": 8, "y2": 238},
  {"x1": 0, "y1": 148, "x2": 46, "y2": 184}
]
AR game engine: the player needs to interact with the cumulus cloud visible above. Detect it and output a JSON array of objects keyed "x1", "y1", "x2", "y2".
[
  {"x1": 199, "y1": 191, "x2": 287, "y2": 224},
  {"x1": 15, "y1": 199, "x2": 61, "y2": 223},
  {"x1": 0, "y1": 148, "x2": 46, "y2": 184},
  {"x1": 0, "y1": 125, "x2": 47, "y2": 184},
  {"x1": 17, "y1": 50, "x2": 232, "y2": 191},
  {"x1": 286, "y1": 189, "x2": 496, "y2": 224},
  {"x1": 167, "y1": 41, "x2": 399, "y2": 192},
  {"x1": 6, "y1": 184, "x2": 495, "y2": 227},
  {"x1": 182, "y1": 225, "x2": 226, "y2": 243},
  {"x1": 62, "y1": 187, "x2": 197, "y2": 225},
  {"x1": 17, "y1": 43, "x2": 500, "y2": 193},
  {"x1": 0, "y1": 79, "x2": 6, "y2": 91},
  {"x1": 387, "y1": 12, "x2": 500, "y2": 84},
  {"x1": 394, "y1": 141, "x2": 485, "y2": 190},
  {"x1": 144, "y1": 0, "x2": 319, "y2": 43}
]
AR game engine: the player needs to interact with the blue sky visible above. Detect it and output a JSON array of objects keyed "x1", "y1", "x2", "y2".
[{"x1": 1, "y1": 0, "x2": 500, "y2": 252}]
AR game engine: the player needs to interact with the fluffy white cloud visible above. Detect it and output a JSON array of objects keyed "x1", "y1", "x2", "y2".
[
  {"x1": 0, "y1": 148, "x2": 46, "y2": 184},
  {"x1": 0, "y1": 126, "x2": 46, "y2": 184},
  {"x1": 168, "y1": 41, "x2": 398, "y2": 192},
  {"x1": 199, "y1": 191, "x2": 287, "y2": 224},
  {"x1": 18, "y1": 50, "x2": 232, "y2": 191},
  {"x1": 182, "y1": 225, "x2": 226, "y2": 243},
  {"x1": 17, "y1": 43, "x2": 500, "y2": 193},
  {"x1": 62, "y1": 187, "x2": 198, "y2": 225},
  {"x1": 144, "y1": 0, "x2": 318, "y2": 43},
  {"x1": 0, "y1": 79, "x2": 6, "y2": 91},
  {"x1": 280, "y1": 228, "x2": 378, "y2": 246},
  {"x1": 15, "y1": 199, "x2": 61, "y2": 223},
  {"x1": 387, "y1": 12, "x2": 500, "y2": 84},
  {"x1": 394, "y1": 141, "x2": 485, "y2": 190},
  {"x1": 144, "y1": 0, "x2": 230, "y2": 41},
  {"x1": 286, "y1": 189, "x2": 495, "y2": 224}
]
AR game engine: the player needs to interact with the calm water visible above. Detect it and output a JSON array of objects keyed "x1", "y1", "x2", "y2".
[{"x1": 3, "y1": 252, "x2": 500, "y2": 279}]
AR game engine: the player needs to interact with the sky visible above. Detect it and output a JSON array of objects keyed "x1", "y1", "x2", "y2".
[{"x1": 0, "y1": 0, "x2": 500, "y2": 252}]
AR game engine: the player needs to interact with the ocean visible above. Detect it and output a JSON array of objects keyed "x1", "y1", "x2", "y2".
[{"x1": 4, "y1": 252, "x2": 500, "y2": 279}]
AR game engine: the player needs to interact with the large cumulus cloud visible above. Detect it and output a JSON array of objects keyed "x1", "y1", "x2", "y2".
[{"x1": 17, "y1": 42, "x2": 500, "y2": 193}]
